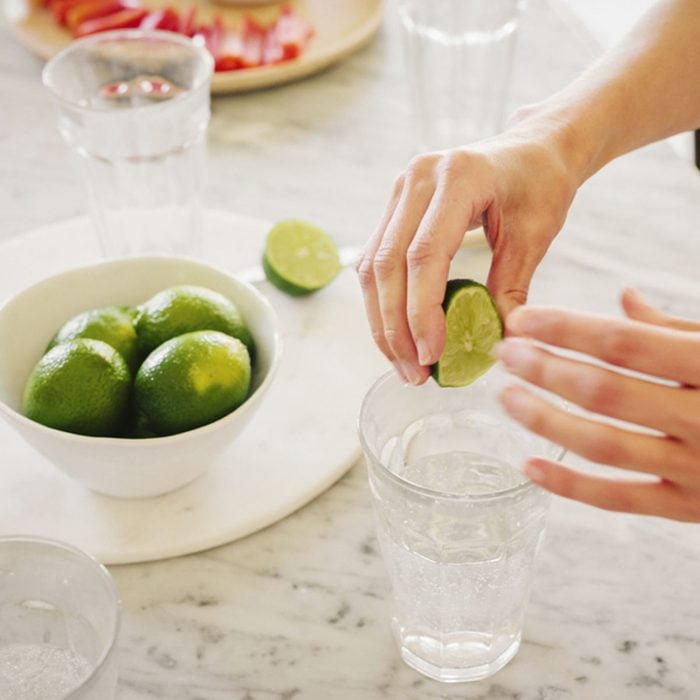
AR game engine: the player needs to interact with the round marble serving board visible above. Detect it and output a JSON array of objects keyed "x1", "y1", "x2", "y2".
[{"x1": 0, "y1": 210, "x2": 387, "y2": 565}]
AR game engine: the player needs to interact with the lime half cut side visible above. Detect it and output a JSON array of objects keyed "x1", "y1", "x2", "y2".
[
  {"x1": 263, "y1": 219, "x2": 341, "y2": 296},
  {"x1": 431, "y1": 279, "x2": 503, "y2": 388}
]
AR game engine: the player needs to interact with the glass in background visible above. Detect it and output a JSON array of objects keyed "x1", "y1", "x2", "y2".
[
  {"x1": 42, "y1": 30, "x2": 213, "y2": 259},
  {"x1": 397, "y1": 0, "x2": 526, "y2": 152}
]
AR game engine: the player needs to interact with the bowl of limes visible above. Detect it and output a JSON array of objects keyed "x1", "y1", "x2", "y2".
[{"x1": 0, "y1": 256, "x2": 281, "y2": 498}]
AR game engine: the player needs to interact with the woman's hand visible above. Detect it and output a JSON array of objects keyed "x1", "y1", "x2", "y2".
[
  {"x1": 356, "y1": 122, "x2": 579, "y2": 385},
  {"x1": 497, "y1": 288, "x2": 700, "y2": 522}
]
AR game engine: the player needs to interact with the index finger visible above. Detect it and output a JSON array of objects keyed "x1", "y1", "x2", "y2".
[
  {"x1": 405, "y1": 174, "x2": 492, "y2": 366},
  {"x1": 507, "y1": 305, "x2": 700, "y2": 386}
]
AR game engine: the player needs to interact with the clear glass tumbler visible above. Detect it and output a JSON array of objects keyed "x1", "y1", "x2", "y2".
[
  {"x1": 0, "y1": 536, "x2": 120, "y2": 699},
  {"x1": 42, "y1": 30, "x2": 213, "y2": 258},
  {"x1": 359, "y1": 367, "x2": 565, "y2": 682},
  {"x1": 397, "y1": 0, "x2": 526, "y2": 152}
]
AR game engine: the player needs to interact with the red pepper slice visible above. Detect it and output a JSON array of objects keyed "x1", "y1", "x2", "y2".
[{"x1": 74, "y1": 7, "x2": 148, "y2": 36}]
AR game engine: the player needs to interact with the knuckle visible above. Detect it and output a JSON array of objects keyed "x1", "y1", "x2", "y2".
[
  {"x1": 671, "y1": 391, "x2": 700, "y2": 438},
  {"x1": 438, "y1": 151, "x2": 471, "y2": 181},
  {"x1": 405, "y1": 154, "x2": 431, "y2": 177},
  {"x1": 406, "y1": 304, "x2": 431, "y2": 335},
  {"x1": 383, "y1": 326, "x2": 404, "y2": 353},
  {"x1": 585, "y1": 434, "x2": 624, "y2": 466},
  {"x1": 406, "y1": 237, "x2": 434, "y2": 270},
  {"x1": 404, "y1": 155, "x2": 439, "y2": 190},
  {"x1": 578, "y1": 372, "x2": 618, "y2": 413},
  {"x1": 373, "y1": 249, "x2": 401, "y2": 280},
  {"x1": 356, "y1": 259, "x2": 375, "y2": 288},
  {"x1": 439, "y1": 148, "x2": 487, "y2": 183},
  {"x1": 668, "y1": 441, "x2": 700, "y2": 479},
  {"x1": 601, "y1": 327, "x2": 639, "y2": 366}
]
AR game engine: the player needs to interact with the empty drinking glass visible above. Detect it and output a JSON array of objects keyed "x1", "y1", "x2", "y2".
[{"x1": 397, "y1": 0, "x2": 526, "y2": 151}]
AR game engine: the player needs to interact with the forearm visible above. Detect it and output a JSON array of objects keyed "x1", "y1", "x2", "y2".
[{"x1": 518, "y1": 0, "x2": 700, "y2": 184}]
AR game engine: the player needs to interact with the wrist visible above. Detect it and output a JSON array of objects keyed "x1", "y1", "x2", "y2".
[{"x1": 506, "y1": 93, "x2": 615, "y2": 188}]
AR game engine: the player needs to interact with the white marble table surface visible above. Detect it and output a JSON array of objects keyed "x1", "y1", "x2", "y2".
[{"x1": 2, "y1": 0, "x2": 700, "y2": 698}]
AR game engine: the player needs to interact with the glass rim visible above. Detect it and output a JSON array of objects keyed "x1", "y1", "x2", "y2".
[
  {"x1": 0, "y1": 534, "x2": 121, "y2": 695},
  {"x1": 41, "y1": 29, "x2": 214, "y2": 114},
  {"x1": 358, "y1": 369, "x2": 567, "y2": 503}
]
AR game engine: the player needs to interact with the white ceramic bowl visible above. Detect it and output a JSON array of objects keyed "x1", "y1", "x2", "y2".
[{"x1": 0, "y1": 257, "x2": 281, "y2": 499}]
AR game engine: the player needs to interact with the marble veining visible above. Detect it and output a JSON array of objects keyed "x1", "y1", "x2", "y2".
[{"x1": 1, "y1": 0, "x2": 700, "y2": 697}]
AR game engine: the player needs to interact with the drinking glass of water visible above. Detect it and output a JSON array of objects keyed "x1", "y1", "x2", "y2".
[
  {"x1": 0, "y1": 536, "x2": 120, "y2": 699},
  {"x1": 397, "y1": 0, "x2": 526, "y2": 152},
  {"x1": 359, "y1": 367, "x2": 565, "y2": 682},
  {"x1": 42, "y1": 30, "x2": 213, "y2": 258}
]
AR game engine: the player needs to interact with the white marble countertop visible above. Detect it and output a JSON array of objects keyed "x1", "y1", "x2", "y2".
[{"x1": 1, "y1": 0, "x2": 700, "y2": 698}]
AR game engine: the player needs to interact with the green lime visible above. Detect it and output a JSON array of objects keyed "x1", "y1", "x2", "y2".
[
  {"x1": 134, "y1": 330, "x2": 251, "y2": 436},
  {"x1": 48, "y1": 304, "x2": 141, "y2": 372},
  {"x1": 135, "y1": 285, "x2": 254, "y2": 356},
  {"x1": 23, "y1": 338, "x2": 131, "y2": 437},
  {"x1": 263, "y1": 219, "x2": 341, "y2": 296},
  {"x1": 431, "y1": 279, "x2": 503, "y2": 388}
]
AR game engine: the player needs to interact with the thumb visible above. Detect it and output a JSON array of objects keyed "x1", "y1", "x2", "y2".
[{"x1": 486, "y1": 246, "x2": 538, "y2": 324}]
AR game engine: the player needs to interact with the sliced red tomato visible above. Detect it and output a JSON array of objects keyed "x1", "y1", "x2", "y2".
[{"x1": 74, "y1": 7, "x2": 148, "y2": 36}]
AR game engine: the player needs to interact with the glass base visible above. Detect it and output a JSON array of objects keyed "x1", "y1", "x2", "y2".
[{"x1": 399, "y1": 632, "x2": 521, "y2": 683}]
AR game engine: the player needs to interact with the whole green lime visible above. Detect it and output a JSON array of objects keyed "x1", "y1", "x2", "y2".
[
  {"x1": 134, "y1": 330, "x2": 252, "y2": 436},
  {"x1": 48, "y1": 304, "x2": 140, "y2": 372},
  {"x1": 23, "y1": 338, "x2": 131, "y2": 437},
  {"x1": 135, "y1": 286, "x2": 254, "y2": 356}
]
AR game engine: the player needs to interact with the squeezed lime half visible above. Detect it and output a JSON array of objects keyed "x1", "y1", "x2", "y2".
[
  {"x1": 263, "y1": 219, "x2": 341, "y2": 296},
  {"x1": 431, "y1": 279, "x2": 503, "y2": 388}
]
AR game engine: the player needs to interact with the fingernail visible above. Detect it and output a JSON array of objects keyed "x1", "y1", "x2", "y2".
[
  {"x1": 416, "y1": 339, "x2": 432, "y2": 366},
  {"x1": 401, "y1": 361, "x2": 422, "y2": 385},
  {"x1": 499, "y1": 384, "x2": 534, "y2": 421},
  {"x1": 523, "y1": 460, "x2": 546, "y2": 484},
  {"x1": 497, "y1": 338, "x2": 536, "y2": 373}
]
